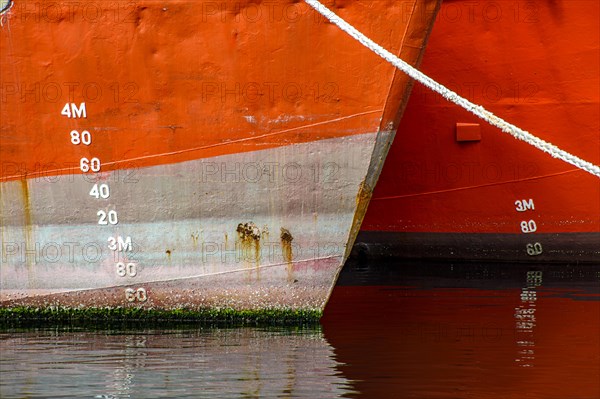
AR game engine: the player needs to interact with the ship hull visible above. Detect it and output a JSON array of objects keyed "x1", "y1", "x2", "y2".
[
  {"x1": 352, "y1": 232, "x2": 600, "y2": 264},
  {"x1": 1, "y1": 134, "x2": 377, "y2": 309},
  {"x1": 358, "y1": 0, "x2": 600, "y2": 263},
  {"x1": 0, "y1": 0, "x2": 441, "y2": 311}
]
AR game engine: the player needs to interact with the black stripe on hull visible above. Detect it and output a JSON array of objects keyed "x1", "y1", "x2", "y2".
[{"x1": 349, "y1": 231, "x2": 600, "y2": 265}]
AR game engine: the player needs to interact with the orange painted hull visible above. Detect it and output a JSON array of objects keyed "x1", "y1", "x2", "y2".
[
  {"x1": 359, "y1": 0, "x2": 600, "y2": 262},
  {"x1": 0, "y1": 0, "x2": 438, "y2": 178},
  {"x1": 0, "y1": 1, "x2": 441, "y2": 310}
]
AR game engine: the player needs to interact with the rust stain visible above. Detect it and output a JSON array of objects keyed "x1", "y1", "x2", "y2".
[
  {"x1": 0, "y1": 185, "x2": 3, "y2": 255},
  {"x1": 191, "y1": 232, "x2": 199, "y2": 248},
  {"x1": 21, "y1": 179, "x2": 33, "y2": 252},
  {"x1": 280, "y1": 227, "x2": 294, "y2": 282},
  {"x1": 20, "y1": 179, "x2": 33, "y2": 230},
  {"x1": 237, "y1": 222, "x2": 261, "y2": 241},
  {"x1": 344, "y1": 180, "x2": 373, "y2": 261},
  {"x1": 236, "y1": 222, "x2": 261, "y2": 279},
  {"x1": 18, "y1": 178, "x2": 36, "y2": 288},
  {"x1": 254, "y1": 239, "x2": 260, "y2": 278}
]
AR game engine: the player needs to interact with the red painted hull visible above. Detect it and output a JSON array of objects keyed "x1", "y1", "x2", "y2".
[{"x1": 359, "y1": 0, "x2": 600, "y2": 262}]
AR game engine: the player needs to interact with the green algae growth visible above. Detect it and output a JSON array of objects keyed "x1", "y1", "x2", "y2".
[{"x1": 0, "y1": 306, "x2": 322, "y2": 328}]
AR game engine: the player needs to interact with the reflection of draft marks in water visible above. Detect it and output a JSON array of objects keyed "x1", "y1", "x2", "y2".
[
  {"x1": 1, "y1": 328, "x2": 351, "y2": 399},
  {"x1": 514, "y1": 270, "x2": 542, "y2": 367},
  {"x1": 102, "y1": 335, "x2": 148, "y2": 399}
]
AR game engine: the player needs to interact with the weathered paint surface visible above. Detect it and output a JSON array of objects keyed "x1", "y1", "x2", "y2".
[
  {"x1": 360, "y1": 0, "x2": 600, "y2": 262},
  {"x1": 0, "y1": 0, "x2": 442, "y2": 311},
  {"x1": 1, "y1": 134, "x2": 373, "y2": 309},
  {"x1": 0, "y1": 0, "x2": 439, "y2": 180}
]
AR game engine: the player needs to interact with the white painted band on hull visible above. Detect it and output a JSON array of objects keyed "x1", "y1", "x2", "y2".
[{"x1": 1, "y1": 133, "x2": 385, "y2": 309}]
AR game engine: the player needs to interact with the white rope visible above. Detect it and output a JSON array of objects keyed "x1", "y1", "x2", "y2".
[
  {"x1": 0, "y1": 0, "x2": 13, "y2": 27},
  {"x1": 305, "y1": 0, "x2": 600, "y2": 178}
]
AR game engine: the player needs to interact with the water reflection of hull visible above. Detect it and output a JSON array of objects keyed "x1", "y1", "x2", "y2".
[
  {"x1": 323, "y1": 263, "x2": 600, "y2": 398},
  {"x1": 0, "y1": 327, "x2": 352, "y2": 398},
  {"x1": 337, "y1": 259, "x2": 600, "y2": 290}
]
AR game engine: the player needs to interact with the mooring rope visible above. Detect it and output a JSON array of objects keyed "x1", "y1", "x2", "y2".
[
  {"x1": 305, "y1": 0, "x2": 600, "y2": 178},
  {"x1": 0, "y1": 0, "x2": 13, "y2": 26}
]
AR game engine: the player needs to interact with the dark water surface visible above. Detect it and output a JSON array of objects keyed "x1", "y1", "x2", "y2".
[{"x1": 1, "y1": 263, "x2": 599, "y2": 398}]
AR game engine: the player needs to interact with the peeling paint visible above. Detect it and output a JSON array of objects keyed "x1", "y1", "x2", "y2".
[{"x1": 237, "y1": 222, "x2": 261, "y2": 241}]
